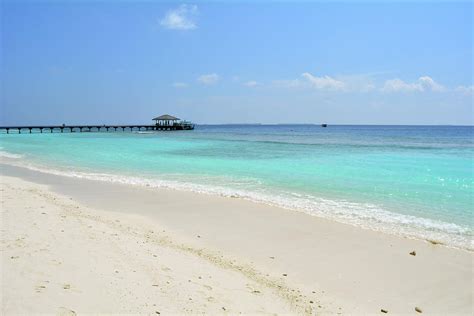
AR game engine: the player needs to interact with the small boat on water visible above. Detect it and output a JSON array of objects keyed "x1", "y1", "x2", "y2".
[{"x1": 321, "y1": 124, "x2": 328, "y2": 127}]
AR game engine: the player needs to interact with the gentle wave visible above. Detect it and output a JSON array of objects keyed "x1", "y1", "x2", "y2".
[
  {"x1": 0, "y1": 151, "x2": 24, "y2": 159},
  {"x1": 1, "y1": 157, "x2": 472, "y2": 251}
]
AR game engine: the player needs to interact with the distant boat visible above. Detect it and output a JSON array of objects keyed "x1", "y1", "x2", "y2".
[{"x1": 321, "y1": 124, "x2": 328, "y2": 127}]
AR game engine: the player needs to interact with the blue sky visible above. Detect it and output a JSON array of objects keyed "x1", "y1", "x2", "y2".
[{"x1": 1, "y1": 1, "x2": 472, "y2": 125}]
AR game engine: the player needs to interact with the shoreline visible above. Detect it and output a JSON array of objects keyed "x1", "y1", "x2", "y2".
[
  {"x1": 0, "y1": 157, "x2": 471, "y2": 251},
  {"x1": 1, "y1": 162, "x2": 473, "y2": 314}
]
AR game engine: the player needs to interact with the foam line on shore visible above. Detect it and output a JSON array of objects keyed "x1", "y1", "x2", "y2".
[{"x1": 1, "y1": 155, "x2": 472, "y2": 251}]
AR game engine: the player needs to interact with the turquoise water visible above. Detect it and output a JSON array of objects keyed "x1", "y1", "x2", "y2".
[{"x1": 1, "y1": 125, "x2": 472, "y2": 249}]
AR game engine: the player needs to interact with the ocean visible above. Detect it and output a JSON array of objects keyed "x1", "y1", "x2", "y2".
[{"x1": 1, "y1": 125, "x2": 472, "y2": 249}]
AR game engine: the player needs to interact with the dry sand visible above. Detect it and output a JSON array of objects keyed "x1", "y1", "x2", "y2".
[
  {"x1": 1, "y1": 175, "x2": 299, "y2": 314},
  {"x1": 1, "y1": 164, "x2": 473, "y2": 315}
]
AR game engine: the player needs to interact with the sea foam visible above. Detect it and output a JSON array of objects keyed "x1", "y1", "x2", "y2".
[
  {"x1": 0, "y1": 151, "x2": 24, "y2": 159},
  {"x1": 2, "y1": 157, "x2": 472, "y2": 251}
]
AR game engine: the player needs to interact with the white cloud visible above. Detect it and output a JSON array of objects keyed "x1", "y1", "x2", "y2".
[
  {"x1": 274, "y1": 72, "x2": 368, "y2": 92},
  {"x1": 455, "y1": 85, "x2": 474, "y2": 95},
  {"x1": 273, "y1": 73, "x2": 353, "y2": 91},
  {"x1": 381, "y1": 76, "x2": 445, "y2": 93},
  {"x1": 382, "y1": 78, "x2": 423, "y2": 92},
  {"x1": 301, "y1": 72, "x2": 345, "y2": 91},
  {"x1": 272, "y1": 73, "x2": 453, "y2": 94},
  {"x1": 160, "y1": 4, "x2": 198, "y2": 30},
  {"x1": 418, "y1": 76, "x2": 445, "y2": 92},
  {"x1": 172, "y1": 82, "x2": 188, "y2": 88},
  {"x1": 244, "y1": 80, "x2": 260, "y2": 87},
  {"x1": 197, "y1": 73, "x2": 219, "y2": 85}
]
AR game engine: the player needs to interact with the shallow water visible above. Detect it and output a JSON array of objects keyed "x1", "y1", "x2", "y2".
[{"x1": 1, "y1": 125, "x2": 472, "y2": 249}]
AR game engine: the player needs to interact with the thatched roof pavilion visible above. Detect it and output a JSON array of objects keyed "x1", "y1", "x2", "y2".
[
  {"x1": 153, "y1": 114, "x2": 180, "y2": 121},
  {"x1": 150, "y1": 114, "x2": 193, "y2": 130},
  {"x1": 153, "y1": 114, "x2": 180, "y2": 126}
]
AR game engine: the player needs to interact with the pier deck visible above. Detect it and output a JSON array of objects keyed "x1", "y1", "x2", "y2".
[{"x1": 0, "y1": 124, "x2": 194, "y2": 134}]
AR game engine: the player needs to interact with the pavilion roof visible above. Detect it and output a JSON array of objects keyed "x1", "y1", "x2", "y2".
[{"x1": 153, "y1": 114, "x2": 180, "y2": 121}]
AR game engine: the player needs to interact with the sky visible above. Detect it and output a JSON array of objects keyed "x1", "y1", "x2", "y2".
[{"x1": 1, "y1": 1, "x2": 472, "y2": 125}]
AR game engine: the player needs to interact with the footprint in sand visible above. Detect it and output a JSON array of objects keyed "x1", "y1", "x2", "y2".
[{"x1": 51, "y1": 259, "x2": 63, "y2": 266}]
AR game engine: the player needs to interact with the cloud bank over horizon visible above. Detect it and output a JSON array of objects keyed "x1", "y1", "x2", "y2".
[
  {"x1": 178, "y1": 72, "x2": 471, "y2": 96},
  {"x1": 1, "y1": 2, "x2": 472, "y2": 125}
]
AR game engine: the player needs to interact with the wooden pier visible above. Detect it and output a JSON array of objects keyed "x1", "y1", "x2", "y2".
[{"x1": 0, "y1": 114, "x2": 195, "y2": 134}]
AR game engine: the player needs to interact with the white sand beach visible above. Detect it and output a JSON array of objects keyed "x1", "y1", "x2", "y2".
[
  {"x1": 1, "y1": 175, "x2": 297, "y2": 315},
  {"x1": 2, "y1": 0, "x2": 472, "y2": 314},
  {"x1": 1, "y1": 165, "x2": 473, "y2": 315}
]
